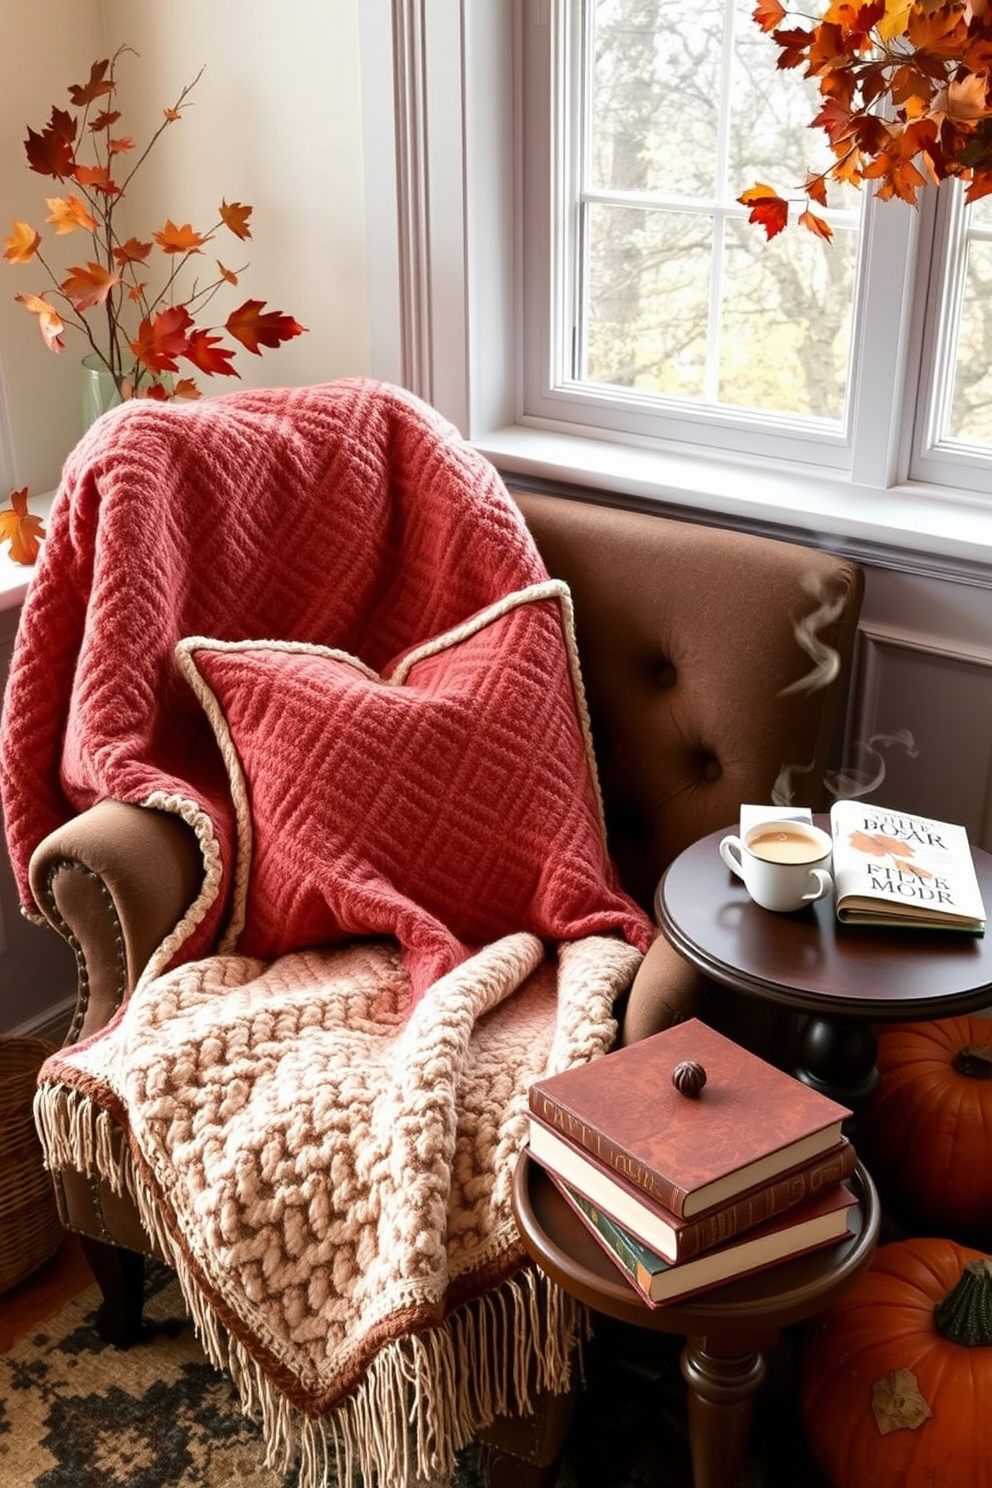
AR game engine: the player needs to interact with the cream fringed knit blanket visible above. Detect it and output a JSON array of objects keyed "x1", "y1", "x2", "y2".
[
  {"x1": 37, "y1": 932, "x2": 642, "y2": 1486},
  {"x1": 4, "y1": 381, "x2": 654, "y2": 1485}
]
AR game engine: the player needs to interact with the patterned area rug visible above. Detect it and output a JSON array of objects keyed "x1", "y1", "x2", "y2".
[{"x1": 0, "y1": 1262, "x2": 826, "y2": 1488}]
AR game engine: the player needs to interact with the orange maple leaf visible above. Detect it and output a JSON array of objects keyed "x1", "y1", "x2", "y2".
[
  {"x1": 129, "y1": 305, "x2": 193, "y2": 372},
  {"x1": 112, "y1": 237, "x2": 153, "y2": 267},
  {"x1": 0, "y1": 488, "x2": 46, "y2": 566},
  {"x1": 217, "y1": 261, "x2": 239, "y2": 286},
  {"x1": 753, "y1": 0, "x2": 788, "y2": 31},
  {"x1": 219, "y1": 200, "x2": 253, "y2": 241},
  {"x1": 799, "y1": 207, "x2": 834, "y2": 240},
  {"x1": 862, "y1": 137, "x2": 929, "y2": 201},
  {"x1": 153, "y1": 220, "x2": 211, "y2": 254},
  {"x1": 163, "y1": 106, "x2": 182, "y2": 122},
  {"x1": 939, "y1": 73, "x2": 992, "y2": 122},
  {"x1": 3, "y1": 221, "x2": 41, "y2": 264},
  {"x1": 965, "y1": 167, "x2": 992, "y2": 201},
  {"x1": 0, "y1": 488, "x2": 45, "y2": 562},
  {"x1": 67, "y1": 59, "x2": 114, "y2": 108},
  {"x1": 15, "y1": 293, "x2": 65, "y2": 351},
  {"x1": 804, "y1": 172, "x2": 830, "y2": 205},
  {"x1": 225, "y1": 299, "x2": 307, "y2": 354},
  {"x1": 907, "y1": 4, "x2": 969, "y2": 51},
  {"x1": 172, "y1": 377, "x2": 202, "y2": 400},
  {"x1": 45, "y1": 194, "x2": 98, "y2": 234},
  {"x1": 738, "y1": 185, "x2": 790, "y2": 239},
  {"x1": 73, "y1": 162, "x2": 119, "y2": 196},
  {"x1": 108, "y1": 136, "x2": 134, "y2": 156},
  {"x1": 183, "y1": 329, "x2": 240, "y2": 377},
  {"x1": 60, "y1": 261, "x2": 121, "y2": 311}
]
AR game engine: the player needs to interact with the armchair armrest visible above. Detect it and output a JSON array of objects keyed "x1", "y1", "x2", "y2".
[
  {"x1": 618, "y1": 933, "x2": 703, "y2": 1046},
  {"x1": 28, "y1": 800, "x2": 203, "y2": 1045}
]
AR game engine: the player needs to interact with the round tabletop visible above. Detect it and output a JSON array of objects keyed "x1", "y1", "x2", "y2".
[
  {"x1": 657, "y1": 818, "x2": 992, "y2": 1020},
  {"x1": 512, "y1": 1150, "x2": 880, "y2": 1340}
]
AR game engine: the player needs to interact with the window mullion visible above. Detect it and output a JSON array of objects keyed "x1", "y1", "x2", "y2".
[
  {"x1": 703, "y1": 0, "x2": 739, "y2": 403},
  {"x1": 846, "y1": 191, "x2": 923, "y2": 490}
]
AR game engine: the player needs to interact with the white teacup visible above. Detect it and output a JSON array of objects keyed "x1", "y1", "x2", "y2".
[{"x1": 720, "y1": 821, "x2": 833, "y2": 912}]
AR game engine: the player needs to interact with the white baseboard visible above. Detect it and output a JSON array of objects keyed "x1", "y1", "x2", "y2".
[{"x1": 8, "y1": 995, "x2": 75, "y2": 1048}]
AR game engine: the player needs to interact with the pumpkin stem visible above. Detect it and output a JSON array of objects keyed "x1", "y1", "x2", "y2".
[
  {"x1": 933, "y1": 1257, "x2": 992, "y2": 1346},
  {"x1": 951, "y1": 1044, "x2": 992, "y2": 1079}
]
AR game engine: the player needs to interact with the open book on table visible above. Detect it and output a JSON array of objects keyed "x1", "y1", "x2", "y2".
[{"x1": 830, "y1": 801, "x2": 986, "y2": 934}]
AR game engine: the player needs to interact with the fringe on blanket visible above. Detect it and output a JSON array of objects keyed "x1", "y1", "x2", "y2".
[{"x1": 35, "y1": 1085, "x2": 590, "y2": 1488}]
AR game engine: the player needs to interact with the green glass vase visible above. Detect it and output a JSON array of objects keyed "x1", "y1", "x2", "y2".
[{"x1": 81, "y1": 353, "x2": 123, "y2": 431}]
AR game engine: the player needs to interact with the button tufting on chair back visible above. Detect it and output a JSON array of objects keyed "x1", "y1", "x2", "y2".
[{"x1": 513, "y1": 489, "x2": 864, "y2": 916}]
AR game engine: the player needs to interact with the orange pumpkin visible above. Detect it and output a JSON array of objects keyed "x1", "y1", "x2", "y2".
[
  {"x1": 801, "y1": 1238, "x2": 992, "y2": 1488},
  {"x1": 861, "y1": 1016, "x2": 992, "y2": 1230}
]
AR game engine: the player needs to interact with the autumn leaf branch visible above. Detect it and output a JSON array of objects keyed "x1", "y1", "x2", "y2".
[
  {"x1": 3, "y1": 47, "x2": 305, "y2": 400},
  {"x1": 739, "y1": 0, "x2": 992, "y2": 240}
]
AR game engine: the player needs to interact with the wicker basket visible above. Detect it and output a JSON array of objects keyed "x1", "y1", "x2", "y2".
[{"x1": 0, "y1": 1036, "x2": 63, "y2": 1294}]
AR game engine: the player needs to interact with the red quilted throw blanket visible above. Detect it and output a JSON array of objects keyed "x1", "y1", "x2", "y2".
[{"x1": 1, "y1": 377, "x2": 651, "y2": 986}]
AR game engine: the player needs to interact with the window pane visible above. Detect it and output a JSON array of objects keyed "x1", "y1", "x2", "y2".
[
  {"x1": 590, "y1": 0, "x2": 723, "y2": 199},
  {"x1": 946, "y1": 195, "x2": 992, "y2": 448},
  {"x1": 573, "y1": 0, "x2": 862, "y2": 428},
  {"x1": 584, "y1": 204, "x2": 711, "y2": 397},
  {"x1": 720, "y1": 221, "x2": 858, "y2": 419}
]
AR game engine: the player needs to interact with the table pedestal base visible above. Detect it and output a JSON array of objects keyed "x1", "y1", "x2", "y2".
[
  {"x1": 796, "y1": 1014, "x2": 880, "y2": 1114},
  {"x1": 681, "y1": 1341, "x2": 767, "y2": 1488}
]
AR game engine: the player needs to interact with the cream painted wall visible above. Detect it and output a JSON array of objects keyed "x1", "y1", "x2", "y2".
[{"x1": 0, "y1": 0, "x2": 371, "y2": 496}]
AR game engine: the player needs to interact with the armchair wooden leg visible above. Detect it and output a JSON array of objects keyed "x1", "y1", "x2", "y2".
[
  {"x1": 482, "y1": 1445, "x2": 560, "y2": 1488},
  {"x1": 80, "y1": 1236, "x2": 146, "y2": 1347}
]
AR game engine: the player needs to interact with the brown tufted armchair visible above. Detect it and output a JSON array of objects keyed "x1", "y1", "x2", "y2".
[{"x1": 20, "y1": 484, "x2": 863, "y2": 1486}]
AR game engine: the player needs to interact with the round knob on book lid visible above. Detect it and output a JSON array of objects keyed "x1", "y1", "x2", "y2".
[{"x1": 672, "y1": 1060, "x2": 707, "y2": 1097}]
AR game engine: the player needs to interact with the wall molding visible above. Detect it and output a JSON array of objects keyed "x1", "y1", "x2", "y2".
[{"x1": 848, "y1": 621, "x2": 992, "y2": 848}]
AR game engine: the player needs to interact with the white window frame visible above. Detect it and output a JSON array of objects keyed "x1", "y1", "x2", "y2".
[
  {"x1": 0, "y1": 353, "x2": 13, "y2": 498},
  {"x1": 359, "y1": 0, "x2": 992, "y2": 581}
]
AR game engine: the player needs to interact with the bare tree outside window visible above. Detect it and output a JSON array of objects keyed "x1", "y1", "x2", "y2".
[
  {"x1": 577, "y1": 0, "x2": 859, "y2": 422},
  {"x1": 947, "y1": 195, "x2": 992, "y2": 446},
  {"x1": 571, "y1": 0, "x2": 992, "y2": 451}
]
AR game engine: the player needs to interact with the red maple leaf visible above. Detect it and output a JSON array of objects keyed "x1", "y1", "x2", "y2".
[
  {"x1": 738, "y1": 185, "x2": 790, "y2": 239},
  {"x1": 67, "y1": 59, "x2": 114, "y2": 108},
  {"x1": 24, "y1": 109, "x2": 77, "y2": 179},
  {"x1": 183, "y1": 329, "x2": 240, "y2": 377},
  {"x1": 129, "y1": 305, "x2": 193, "y2": 373},
  {"x1": 225, "y1": 299, "x2": 307, "y2": 354},
  {"x1": 89, "y1": 109, "x2": 122, "y2": 132}
]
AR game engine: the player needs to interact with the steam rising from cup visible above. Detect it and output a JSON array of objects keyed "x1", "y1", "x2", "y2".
[{"x1": 772, "y1": 574, "x2": 917, "y2": 805}]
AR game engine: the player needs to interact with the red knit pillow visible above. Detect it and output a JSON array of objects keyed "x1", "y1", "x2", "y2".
[{"x1": 177, "y1": 581, "x2": 652, "y2": 1000}]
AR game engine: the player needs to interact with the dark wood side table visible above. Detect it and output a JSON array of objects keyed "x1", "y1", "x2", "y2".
[
  {"x1": 512, "y1": 1151, "x2": 879, "y2": 1488},
  {"x1": 657, "y1": 818, "x2": 992, "y2": 1110}
]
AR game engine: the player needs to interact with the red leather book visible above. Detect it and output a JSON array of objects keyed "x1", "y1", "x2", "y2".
[
  {"x1": 528, "y1": 1017, "x2": 850, "y2": 1220},
  {"x1": 528, "y1": 1120, "x2": 856, "y2": 1262},
  {"x1": 548, "y1": 1169, "x2": 856, "y2": 1308}
]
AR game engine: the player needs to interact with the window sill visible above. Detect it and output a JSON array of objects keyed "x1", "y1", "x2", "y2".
[{"x1": 478, "y1": 424, "x2": 992, "y2": 588}]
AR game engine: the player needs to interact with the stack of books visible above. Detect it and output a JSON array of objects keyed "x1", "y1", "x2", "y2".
[{"x1": 526, "y1": 1017, "x2": 857, "y2": 1306}]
